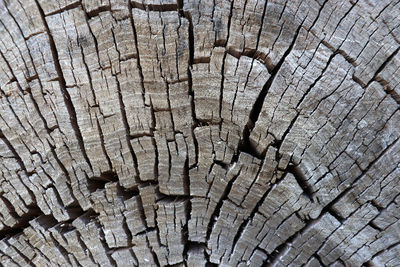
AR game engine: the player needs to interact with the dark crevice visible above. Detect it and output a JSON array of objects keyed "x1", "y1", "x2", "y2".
[
  {"x1": 365, "y1": 240, "x2": 400, "y2": 266},
  {"x1": 65, "y1": 211, "x2": 97, "y2": 264},
  {"x1": 262, "y1": 203, "x2": 344, "y2": 266},
  {"x1": 4, "y1": 239, "x2": 34, "y2": 264},
  {"x1": 313, "y1": 253, "x2": 327, "y2": 266},
  {"x1": 80, "y1": 3, "x2": 102, "y2": 68},
  {"x1": 370, "y1": 200, "x2": 384, "y2": 212},
  {"x1": 95, "y1": 118, "x2": 113, "y2": 170},
  {"x1": 129, "y1": 133, "x2": 154, "y2": 139},
  {"x1": 188, "y1": 68, "x2": 199, "y2": 167},
  {"x1": 128, "y1": 249, "x2": 140, "y2": 266},
  {"x1": 182, "y1": 200, "x2": 191, "y2": 262},
  {"x1": 6, "y1": 76, "x2": 16, "y2": 84},
  {"x1": 218, "y1": 50, "x2": 227, "y2": 125},
  {"x1": 183, "y1": 157, "x2": 190, "y2": 195},
  {"x1": 176, "y1": 0, "x2": 184, "y2": 17},
  {"x1": 328, "y1": 136, "x2": 400, "y2": 213},
  {"x1": 195, "y1": 120, "x2": 212, "y2": 127},
  {"x1": 87, "y1": 179, "x2": 109, "y2": 193},
  {"x1": 205, "y1": 169, "x2": 242, "y2": 240},
  {"x1": 353, "y1": 46, "x2": 400, "y2": 105},
  {"x1": 96, "y1": 223, "x2": 119, "y2": 266},
  {"x1": 134, "y1": 227, "x2": 156, "y2": 237},
  {"x1": 150, "y1": 136, "x2": 160, "y2": 184},
  {"x1": 273, "y1": 112, "x2": 301, "y2": 158},
  {"x1": 213, "y1": 160, "x2": 229, "y2": 170},
  {"x1": 229, "y1": 181, "x2": 274, "y2": 261},
  {"x1": 34, "y1": 0, "x2": 93, "y2": 172},
  {"x1": 78, "y1": 43, "x2": 99, "y2": 107},
  {"x1": 65, "y1": 204, "x2": 85, "y2": 217},
  {"x1": 121, "y1": 216, "x2": 134, "y2": 248},
  {"x1": 85, "y1": 5, "x2": 112, "y2": 18},
  {"x1": 239, "y1": 23, "x2": 303, "y2": 159},
  {"x1": 136, "y1": 188, "x2": 152, "y2": 229},
  {"x1": 323, "y1": 205, "x2": 345, "y2": 224},
  {"x1": 263, "y1": 230, "x2": 297, "y2": 266},
  {"x1": 112, "y1": 72, "x2": 143, "y2": 188},
  {"x1": 287, "y1": 163, "x2": 314, "y2": 200},
  {"x1": 166, "y1": 263, "x2": 185, "y2": 267},
  {"x1": 362, "y1": 261, "x2": 374, "y2": 267},
  {"x1": 147, "y1": 235, "x2": 162, "y2": 267},
  {"x1": 156, "y1": 193, "x2": 191, "y2": 203},
  {"x1": 237, "y1": 139, "x2": 265, "y2": 160},
  {"x1": 0, "y1": 146, "x2": 37, "y2": 216},
  {"x1": 87, "y1": 171, "x2": 119, "y2": 192},
  {"x1": 263, "y1": 210, "x2": 332, "y2": 267},
  {"x1": 240, "y1": 1, "x2": 329, "y2": 160},
  {"x1": 227, "y1": 48, "x2": 275, "y2": 73},
  {"x1": 242, "y1": 49, "x2": 275, "y2": 73},
  {"x1": 47, "y1": 228, "x2": 75, "y2": 265},
  {"x1": 0, "y1": 130, "x2": 29, "y2": 174},
  {"x1": 183, "y1": 11, "x2": 194, "y2": 66},
  {"x1": 238, "y1": 0, "x2": 268, "y2": 97},
  {"x1": 99, "y1": 171, "x2": 119, "y2": 182},
  {"x1": 131, "y1": 1, "x2": 178, "y2": 12},
  {"x1": 0, "y1": 13, "x2": 32, "y2": 82},
  {"x1": 204, "y1": 234, "x2": 218, "y2": 267},
  {"x1": 366, "y1": 46, "x2": 400, "y2": 87},
  {"x1": 221, "y1": 0, "x2": 234, "y2": 47},
  {"x1": 0, "y1": 210, "x2": 48, "y2": 240},
  {"x1": 128, "y1": 2, "x2": 146, "y2": 99},
  {"x1": 294, "y1": 49, "x2": 337, "y2": 111},
  {"x1": 193, "y1": 57, "x2": 211, "y2": 64},
  {"x1": 321, "y1": 39, "x2": 357, "y2": 67},
  {"x1": 215, "y1": 0, "x2": 234, "y2": 126},
  {"x1": 182, "y1": 7, "x2": 200, "y2": 167},
  {"x1": 42, "y1": 1, "x2": 81, "y2": 16},
  {"x1": 368, "y1": 221, "x2": 382, "y2": 231},
  {"x1": 375, "y1": 76, "x2": 400, "y2": 105}
]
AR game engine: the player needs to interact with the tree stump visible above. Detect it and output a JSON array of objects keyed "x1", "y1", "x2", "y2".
[{"x1": 0, "y1": 0, "x2": 399, "y2": 266}]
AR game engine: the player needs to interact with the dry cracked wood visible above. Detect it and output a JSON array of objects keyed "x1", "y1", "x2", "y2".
[{"x1": 0, "y1": 0, "x2": 399, "y2": 266}]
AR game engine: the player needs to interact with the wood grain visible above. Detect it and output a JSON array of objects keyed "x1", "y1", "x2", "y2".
[{"x1": 0, "y1": 0, "x2": 399, "y2": 266}]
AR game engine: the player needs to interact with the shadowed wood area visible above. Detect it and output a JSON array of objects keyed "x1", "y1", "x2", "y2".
[{"x1": 0, "y1": 0, "x2": 399, "y2": 266}]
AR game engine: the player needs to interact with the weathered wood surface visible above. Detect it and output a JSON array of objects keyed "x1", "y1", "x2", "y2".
[{"x1": 0, "y1": 0, "x2": 399, "y2": 266}]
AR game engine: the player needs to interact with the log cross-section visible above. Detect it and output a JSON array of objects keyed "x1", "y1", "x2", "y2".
[{"x1": 0, "y1": 0, "x2": 399, "y2": 266}]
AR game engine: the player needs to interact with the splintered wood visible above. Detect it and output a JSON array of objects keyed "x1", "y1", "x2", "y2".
[{"x1": 0, "y1": 0, "x2": 399, "y2": 266}]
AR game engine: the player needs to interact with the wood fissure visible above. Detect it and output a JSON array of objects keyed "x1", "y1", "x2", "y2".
[{"x1": 0, "y1": 0, "x2": 399, "y2": 266}]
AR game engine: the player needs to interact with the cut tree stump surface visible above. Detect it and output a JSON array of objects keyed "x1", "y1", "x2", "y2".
[{"x1": 0, "y1": 0, "x2": 399, "y2": 266}]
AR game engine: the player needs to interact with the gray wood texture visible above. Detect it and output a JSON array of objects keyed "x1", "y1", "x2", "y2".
[{"x1": 0, "y1": 0, "x2": 399, "y2": 266}]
